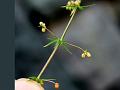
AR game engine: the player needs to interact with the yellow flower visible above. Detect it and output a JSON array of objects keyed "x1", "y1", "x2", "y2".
[
  {"x1": 67, "y1": 0, "x2": 81, "y2": 6},
  {"x1": 67, "y1": 1, "x2": 71, "y2": 6},
  {"x1": 70, "y1": 1, "x2": 74, "y2": 5},
  {"x1": 41, "y1": 28, "x2": 46, "y2": 32},
  {"x1": 38, "y1": 22, "x2": 46, "y2": 32},
  {"x1": 81, "y1": 50, "x2": 91, "y2": 58},
  {"x1": 74, "y1": 0, "x2": 81, "y2": 6}
]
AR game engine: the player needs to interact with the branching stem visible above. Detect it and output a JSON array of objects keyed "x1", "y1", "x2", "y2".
[{"x1": 37, "y1": 9, "x2": 76, "y2": 79}]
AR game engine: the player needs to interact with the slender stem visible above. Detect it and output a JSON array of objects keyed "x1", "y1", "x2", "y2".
[
  {"x1": 43, "y1": 80, "x2": 55, "y2": 84},
  {"x1": 65, "y1": 42, "x2": 84, "y2": 52},
  {"x1": 37, "y1": 44, "x2": 59, "y2": 79},
  {"x1": 60, "y1": 9, "x2": 76, "y2": 41},
  {"x1": 46, "y1": 28, "x2": 58, "y2": 38}
]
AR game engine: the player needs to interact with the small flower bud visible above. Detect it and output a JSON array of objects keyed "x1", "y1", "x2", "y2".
[
  {"x1": 77, "y1": 0, "x2": 81, "y2": 4},
  {"x1": 67, "y1": 1, "x2": 71, "y2": 6},
  {"x1": 81, "y1": 53, "x2": 86, "y2": 58},
  {"x1": 42, "y1": 28, "x2": 46, "y2": 32},
  {"x1": 39, "y1": 22, "x2": 43, "y2": 26},
  {"x1": 86, "y1": 52, "x2": 91, "y2": 58},
  {"x1": 74, "y1": 0, "x2": 80, "y2": 6},
  {"x1": 71, "y1": 1, "x2": 75, "y2": 5},
  {"x1": 39, "y1": 22, "x2": 46, "y2": 28}
]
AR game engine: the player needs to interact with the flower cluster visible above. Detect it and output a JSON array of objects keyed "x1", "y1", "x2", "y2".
[
  {"x1": 38, "y1": 22, "x2": 46, "y2": 32},
  {"x1": 81, "y1": 50, "x2": 91, "y2": 58},
  {"x1": 64, "y1": 0, "x2": 81, "y2": 11},
  {"x1": 67, "y1": 0, "x2": 81, "y2": 7}
]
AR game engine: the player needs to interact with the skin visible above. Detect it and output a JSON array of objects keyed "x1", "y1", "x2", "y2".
[{"x1": 15, "y1": 78, "x2": 44, "y2": 90}]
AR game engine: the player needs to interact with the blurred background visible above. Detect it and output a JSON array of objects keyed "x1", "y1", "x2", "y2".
[{"x1": 15, "y1": 0, "x2": 120, "y2": 90}]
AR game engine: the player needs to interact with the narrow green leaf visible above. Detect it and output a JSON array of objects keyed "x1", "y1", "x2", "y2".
[
  {"x1": 82, "y1": 4, "x2": 96, "y2": 8},
  {"x1": 47, "y1": 37, "x2": 58, "y2": 41},
  {"x1": 29, "y1": 76, "x2": 37, "y2": 80},
  {"x1": 78, "y1": 6, "x2": 85, "y2": 10},
  {"x1": 61, "y1": 6, "x2": 66, "y2": 8},
  {"x1": 62, "y1": 43, "x2": 72, "y2": 54},
  {"x1": 43, "y1": 39, "x2": 58, "y2": 47}
]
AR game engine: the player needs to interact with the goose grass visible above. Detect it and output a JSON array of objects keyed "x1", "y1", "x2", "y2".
[{"x1": 29, "y1": 0, "x2": 94, "y2": 89}]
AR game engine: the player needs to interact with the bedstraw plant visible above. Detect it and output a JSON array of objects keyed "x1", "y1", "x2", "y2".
[{"x1": 15, "y1": 0, "x2": 95, "y2": 90}]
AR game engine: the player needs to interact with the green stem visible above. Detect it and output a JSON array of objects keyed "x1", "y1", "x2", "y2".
[
  {"x1": 37, "y1": 44, "x2": 59, "y2": 79},
  {"x1": 60, "y1": 9, "x2": 76, "y2": 40},
  {"x1": 37, "y1": 9, "x2": 76, "y2": 79}
]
